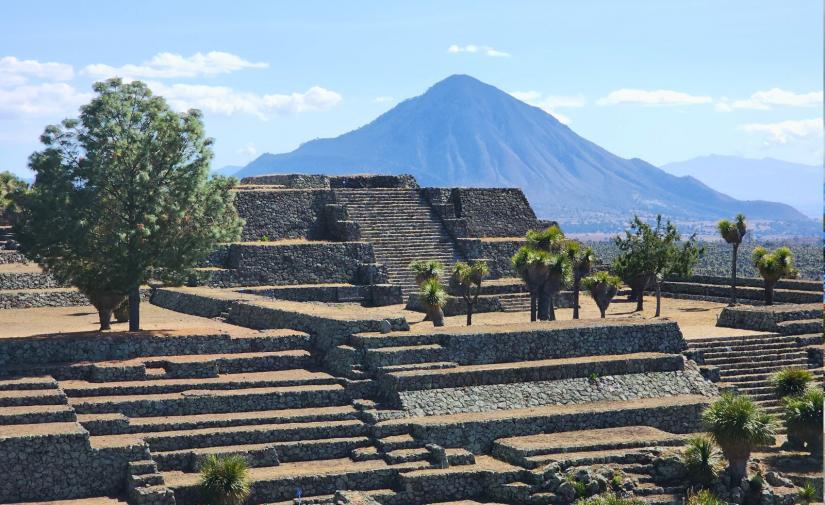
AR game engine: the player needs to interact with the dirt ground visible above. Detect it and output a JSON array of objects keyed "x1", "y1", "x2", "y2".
[{"x1": 0, "y1": 303, "x2": 255, "y2": 339}]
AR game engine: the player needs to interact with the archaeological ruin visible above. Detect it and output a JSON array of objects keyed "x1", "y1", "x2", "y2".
[{"x1": 0, "y1": 174, "x2": 821, "y2": 505}]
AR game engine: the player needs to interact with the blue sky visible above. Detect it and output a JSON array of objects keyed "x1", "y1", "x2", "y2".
[{"x1": 1, "y1": 1, "x2": 822, "y2": 177}]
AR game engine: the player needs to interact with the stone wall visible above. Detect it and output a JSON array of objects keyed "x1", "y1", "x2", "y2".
[
  {"x1": 227, "y1": 242, "x2": 383, "y2": 285},
  {"x1": 669, "y1": 274, "x2": 821, "y2": 292},
  {"x1": 0, "y1": 271, "x2": 61, "y2": 290},
  {"x1": 716, "y1": 303, "x2": 822, "y2": 332},
  {"x1": 0, "y1": 426, "x2": 148, "y2": 502},
  {"x1": 0, "y1": 251, "x2": 26, "y2": 264},
  {"x1": 234, "y1": 189, "x2": 334, "y2": 241},
  {"x1": 660, "y1": 281, "x2": 821, "y2": 304},
  {"x1": 239, "y1": 173, "x2": 418, "y2": 189},
  {"x1": 457, "y1": 238, "x2": 525, "y2": 278},
  {"x1": 0, "y1": 288, "x2": 89, "y2": 309},
  {"x1": 450, "y1": 188, "x2": 542, "y2": 238}
]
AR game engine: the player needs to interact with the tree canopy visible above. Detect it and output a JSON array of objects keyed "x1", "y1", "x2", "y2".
[{"x1": 15, "y1": 78, "x2": 243, "y2": 330}]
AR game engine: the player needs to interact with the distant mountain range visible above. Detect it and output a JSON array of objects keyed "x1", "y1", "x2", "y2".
[
  {"x1": 236, "y1": 74, "x2": 816, "y2": 236},
  {"x1": 212, "y1": 165, "x2": 242, "y2": 177},
  {"x1": 661, "y1": 155, "x2": 821, "y2": 219}
]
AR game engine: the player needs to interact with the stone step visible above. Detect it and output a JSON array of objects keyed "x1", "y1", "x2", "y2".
[
  {"x1": 163, "y1": 457, "x2": 428, "y2": 504},
  {"x1": 704, "y1": 351, "x2": 809, "y2": 367},
  {"x1": 352, "y1": 332, "x2": 443, "y2": 349},
  {"x1": 377, "y1": 362, "x2": 459, "y2": 373},
  {"x1": 0, "y1": 388, "x2": 67, "y2": 407},
  {"x1": 492, "y1": 426, "x2": 687, "y2": 468},
  {"x1": 379, "y1": 352, "x2": 683, "y2": 393},
  {"x1": 0, "y1": 404, "x2": 76, "y2": 425},
  {"x1": 61, "y1": 369, "x2": 337, "y2": 397},
  {"x1": 96, "y1": 418, "x2": 368, "y2": 453},
  {"x1": 699, "y1": 345, "x2": 801, "y2": 359},
  {"x1": 364, "y1": 344, "x2": 448, "y2": 369},
  {"x1": 778, "y1": 319, "x2": 823, "y2": 335},
  {"x1": 134, "y1": 349, "x2": 313, "y2": 378},
  {"x1": 378, "y1": 433, "x2": 421, "y2": 451},
  {"x1": 69, "y1": 383, "x2": 350, "y2": 417},
  {"x1": 0, "y1": 376, "x2": 59, "y2": 391},
  {"x1": 396, "y1": 456, "x2": 523, "y2": 503},
  {"x1": 688, "y1": 334, "x2": 795, "y2": 349},
  {"x1": 78, "y1": 405, "x2": 359, "y2": 435},
  {"x1": 384, "y1": 447, "x2": 431, "y2": 464},
  {"x1": 718, "y1": 359, "x2": 810, "y2": 377}
]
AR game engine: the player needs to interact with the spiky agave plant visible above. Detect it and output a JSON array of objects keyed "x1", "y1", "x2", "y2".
[
  {"x1": 409, "y1": 259, "x2": 444, "y2": 287},
  {"x1": 681, "y1": 434, "x2": 721, "y2": 485},
  {"x1": 582, "y1": 271, "x2": 621, "y2": 318},
  {"x1": 751, "y1": 246, "x2": 796, "y2": 305},
  {"x1": 702, "y1": 394, "x2": 776, "y2": 482},
  {"x1": 771, "y1": 367, "x2": 813, "y2": 399},
  {"x1": 782, "y1": 387, "x2": 823, "y2": 456},
  {"x1": 716, "y1": 214, "x2": 746, "y2": 306},
  {"x1": 419, "y1": 277, "x2": 447, "y2": 327},
  {"x1": 199, "y1": 455, "x2": 251, "y2": 505}
]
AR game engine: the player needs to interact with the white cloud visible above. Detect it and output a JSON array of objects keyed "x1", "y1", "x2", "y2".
[
  {"x1": 510, "y1": 91, "x2": 585, "y2": 125},
  {"x1": 373, "y1": 96, "x2": 394, "y2": 103},
  {"x1": 740, "y1": 118, "x2": 822, "y2": 144},
  {"x1": 715, "y1": 88, "x2": 822, "y2": 112},
  {"x1": 0, "y1": 56, "x2": 74, "y2": 86},
  {"x1": 83, "y1": 51, "x2": 268, "y2": 80},
  {"x1": 237, "y1": 142, "x2": 257, "y2": 158},
  {"x1": 597, "y1": 89, "x2": 712, "y2": 106},
  {"x1": 147, "y1": 82, "x2": 342, "y2": 119},
  {"x1": 0, "y1": 83, "x2": 91, "y2": 119},
  {"x1": 447, "y1": 44, "x2": 510, "y2": 58}
]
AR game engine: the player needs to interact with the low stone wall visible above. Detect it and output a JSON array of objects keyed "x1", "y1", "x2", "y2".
[
  {"x1": 669, "y1": 275, "x2": 821, "y2": 292},
  {"x1": 0, "y1": 271, "x2": 61, "y2": 290},
  {"x1": 456, "y1": 238, "x2": 525, "y2": 278},
  {"x1": 406, "y1": 293, "x2": 502, "y2": 315},
  {"x1": 0, "y1": 288, "x2": 89, "y2": 309},
  {"x1": 401, "y1": 397, "x2": 709, "y2": 454},
  {"x1": 0, "y1": 426, "x2": 148, "y2": 502},
  {"x1": 450, "y1": 188, "x2": 541, "y2": 238},
  {"x1": 0, "y1": 251, "x2": 26, "y2": 264},
  {"x1": 660, "y1": 281, "x2": 821, "y2": 304},
  {"x1": 396, "y1": 368, "x2": 717, "y2": 417},
  {"x1": 239, "y1": 173, "x2": 418, "y2": 189},
  {"x1": 227, "y1": 242, "x2": 383, "y2": 285},
  {"x1": 239, "y1": 283, "x2": 402, "y2": 307},
  {"x1": 717, "y1": 303, "x2": 822, "y2": 332},
  {"x1": 234, "y1": 189, "x2": 335, "y2": 241}
]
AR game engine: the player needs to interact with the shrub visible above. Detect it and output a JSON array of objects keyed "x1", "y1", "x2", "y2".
[
  {"x1": 686, "y1": 489, "x2": 725, "y2": 505},
  {"x1": 410, "y1": 259, "x2": 444, "y2": 286},
  {"x1": 681, "y1": 434, "x2": 721, "y2": 484},
  {"x1": 199, "y1": 455, "x2": 250, "y2": 505},
  {"x1": 419, "y1": 278, "x2": 447, "y2": 327},
  {"x1": 798, "y1": 482, "x2": 818, "y2": 505},
  {"x1": 702, "y1": 393, "x2": 776, "y2": 481},
  {"x1": 782, "y1": 387, "x2": 823, "y2": 455},
  {"x1": 771, "y1": 367, "x2": 812, "y2": 398},
  {"x1": 582, "y1": 271, "x2": 621, "y2": 318},
  {"x1": 575, "y1": 492, "x2": 644, "y2": 505}
]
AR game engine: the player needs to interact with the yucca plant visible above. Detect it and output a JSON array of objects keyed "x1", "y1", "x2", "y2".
[
  {"x1": 199, "y1": 455, "x2": 251, "y2": 505},
  {"x1": 574, "y1": 492, "x2": 645, "y2": 505},
  {"x1": 681, "y1": 434, "x2": 721, "y2": 485},
  {"x1": 686, "y1": 489, "x2": 725, "y2": 505},
  {"x1": 451, "y1": 260, "x2": 490, "y2": 326},
  {"x1": 419, "y1": 278, "x2": 447, "y2": 327},
  {"x1": 716, "y1": 214, "x2": 746, "y2": 306},
  {"x1": 582, "y1": 271, "x2": 621, "y2": 318},
  {"x1": 771, "y1": 367, "x2": 812, "y2": 399},
  {"x1": 512, "y1": 247, "x2": 551, "y2": 322},
  {"x1": 701, "y1": 393, "x2": 776, "y2": 481},
  {"x1": 566, "y1": 241, "x2": 596, "y2": 319},
  {"x1": 751, "y1": 246, "x2": 796, "y2": 305},
  {"x1": 797, "y1": 481, "x2": 819, "y2": 505},
  {"x1": 782, "y1": 387, "x2": 823, "y2": 456},
  {"x1": 409, "y1": 259, "x2": 444, "y2": 287}
]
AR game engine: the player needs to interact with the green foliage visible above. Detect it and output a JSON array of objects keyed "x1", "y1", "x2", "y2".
[
  {"x1": 701, "y1": 394, "x2": 776, "y2": 479},
  {"x1": 717, "y1": 214, "x2": 747, "y2": 245},
  {"x1": 526, "y1": 225, "x2": 566, "y2": 252},
  {"x1": 14, "y1": 79, "x2": 243, "y2": 329},
  {"x1": 410, "y1": 259, "x2": 444, "y2": 284},
  {"x1": 782, "y1": 387, "x2": 823, "y2": 454},
  {"x1": 452, "y1": 260, "x2": 490, "y2": 289},
  {"x1": 588, "y1": 372, "x2": 599, "y2": 382},
  {"x1": 571, "y1": 479, "x2": 587, "y2": 498},
  {"x1": 260, "y1": 235, "x2": 269, "y2": 242},
  {"x1": 419, "y1": 278, "x2": 447, "y2": 308},
  {"x1": 199, "y1": 455, "x2": 251, "y2": 505},
  {"x1": 771, "y1": 367, "x2": 813, "y2": 398},
  {"x1": 752, "y1": 246, "x2": 796, "y2": 282},
  {"x1": 574, "y1": 492, "x2": 644, "y2": 505},
  {"x1": 686, "y1": 489, "x2": 725, "y2": 505},
  {"x1": 681, "y1": 434, "x2": 721, "y2": 484},
  {"x1": 797, "y1": 481, "x2": 818, "y2": 505},
  {"x1": 613, "y1": 215, "x2": 702, "y2": 281},
  {"x1": 749, "y1": 472, "x2": 764, "y2": 494},
  {"x1": 0, "y1": 171, "x2": 28, "y2": 220},
  {"x1": 609, "y1": 469, "x2": 624, "y2": 488},
  {"x1": 581, "y1": 271, "x2": 621, "y2": 290}
]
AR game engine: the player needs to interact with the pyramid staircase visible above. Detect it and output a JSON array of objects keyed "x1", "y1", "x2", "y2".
[{"x1": 333, "y1": 189, "x2": 465, "y2": 298}]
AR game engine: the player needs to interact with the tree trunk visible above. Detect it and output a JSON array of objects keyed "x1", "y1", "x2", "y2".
[
  {"x1": 727, "y1": 456, "x2": 749, "y2": 483},
  {"x1": 730, "y1": 243, "x2": 739, "y2": 306},
  {"x1": 466, "y1": 303, "x2": 473, "y2": 326},
  {"x1": 548, "y1": 298, "x2": 556, "y2": 321},
  {"x1": 537, "y1": 291, "x2": 550, "y2": 320},
  {"x1": 599, "y1": 307, "x2": 606, "y2": 318},
  {"x1": 530, "y1": 293, "x2": 537, "y2": 322},
  {"x1": 128, "y1": 286, "x2": 140, "y2": 332},
  {"x1": 654, "y1": 280, "x2": 662, "y2": 317},
  {"x1": 572, "y1": 273, "x2": 581, "y2": 320},
  {"x1": 98, "y1": 307, "x2": 113, "y2": 330},
  {"x1": 632, "y1": 277, "x2": 646, "y2": 312},
  {"x1": 429, "y1": 306, "x2": 445, "y2": 327},
  {"x1": 765, "y1": 280, "x2": 776, "y2": 305}
]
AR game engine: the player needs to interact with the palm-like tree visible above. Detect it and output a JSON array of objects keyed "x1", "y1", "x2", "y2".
[
  {"x1": 751, "y1": 246, "x2": 796, "y2": 305},
  {"x1": 538, "y1": 252, "x2": 570, "y2": 321},
  {"x1": 419, "y1": 278, "x2": 447, "y2": 326},
  {"x1": 717, "y1": 214, "x2": 747, "y2": 306},
  {"x1": 566, "y1": 241, "x2": 596, "y2": 319},
  {"x1": 199, "y1": 455, "x2": 251, "y2": 505},
  {"x1": 513, "y1": 225, "x2": 571, "y2": 321},
  {"x1": 512, "y1": 247, "x2": 551, "y2": 322},
  {"x1": 582, "y1": 271, "x2": 621, "y2": 318},
  {"x1": 409, "y1": 259, "x2": 444, "y2": 287},
  {"x1": 782, "y1": 387, "x2": 823, "y2": 456},
  {"x1": 451, "y1": 260, "x2": 490, "y2": 326},
  {"x1": 702, "y1": 393, "x2": 776, "y2": 482}
]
